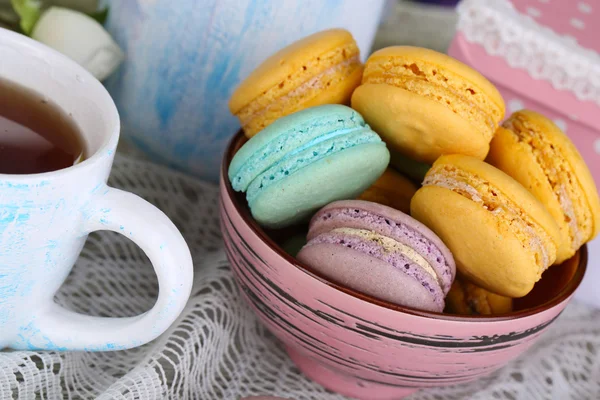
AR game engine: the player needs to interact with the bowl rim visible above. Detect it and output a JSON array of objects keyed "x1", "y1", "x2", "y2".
[{"x1": 221, "y1": 130, "x2": 588, "y2": 322}]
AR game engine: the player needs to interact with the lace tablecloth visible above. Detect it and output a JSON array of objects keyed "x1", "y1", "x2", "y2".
[{"x1": 1, "y1": 155, "x2": 599, "y2": 400}]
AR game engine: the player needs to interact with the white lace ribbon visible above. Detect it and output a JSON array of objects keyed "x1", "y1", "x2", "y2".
[{"x1": 456, "y1": 0, "x2": 600, "y2": 107}]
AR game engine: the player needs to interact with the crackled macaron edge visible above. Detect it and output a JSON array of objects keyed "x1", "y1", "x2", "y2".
[
  {"x1": 230, "y1": 28, "x2": 363, "y2": 137},
  {"x1": 298, "y1": 200, "x2": 455, "y2": 312},
  {"x1": 445, "y1": 277, "x2": 513, "y2": 315},
  {"x1": 228, "y1": 105, "x2": 389, "y2": 228},
  {"x1": 487, "y1": 109, "x2": 600, "y2": 263},
  {"x1": 351, "y1": 46, "x2": 505, "y2": 163},
  {"x1": 411, "y1": 154, "x2": 561, "y2": 298}
]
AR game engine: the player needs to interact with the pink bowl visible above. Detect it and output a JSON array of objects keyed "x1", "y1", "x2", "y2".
[{"x1": 220, "y1": 131, "x2": 587, "y2": 400}]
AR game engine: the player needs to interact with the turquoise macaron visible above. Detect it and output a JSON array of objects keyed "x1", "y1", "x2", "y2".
[{"x1": 228, "y1": 105, "x2": 390, "y2": 228}]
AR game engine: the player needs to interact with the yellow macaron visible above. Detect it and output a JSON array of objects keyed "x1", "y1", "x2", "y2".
[
  {"x1": 445, "y1": 277, "x2": 513, "y2": 315},
  {"x1": 358, "y1": 168, "x2": 417, "y2": 214},
  {"x1": 351, "y1": 46, "x2": 505, "y2": 164},
  {"x1": 487, "y1": 110, "x2": 600, "y2": 264},
  {"x1": 410, "y1": 154, "x2": 561, "y2": 298},
  {"x1": 229, "y1": 29, "x2": 364, "y2": 138}
]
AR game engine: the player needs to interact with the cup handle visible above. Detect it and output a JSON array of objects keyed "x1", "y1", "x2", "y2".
[{"x1": 23, "y1": 186, "x2": 193, "y2": 351}]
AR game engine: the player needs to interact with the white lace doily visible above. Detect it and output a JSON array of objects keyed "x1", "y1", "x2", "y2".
[
  {"x1": 456, "y1": 0, "x2": 600, "y2": 107},
  {"x1": 1, "y1": 154, "x2": 599, "y2": 400}
]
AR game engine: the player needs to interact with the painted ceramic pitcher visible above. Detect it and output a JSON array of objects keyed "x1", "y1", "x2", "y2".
[{"x1": 104, "y1": 0, "x2": 386, "y2": 182}]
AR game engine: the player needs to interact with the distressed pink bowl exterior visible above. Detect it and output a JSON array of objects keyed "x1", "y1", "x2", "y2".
[{"x1": 219, "y1": 133, "x2": 587, "y2": 400}]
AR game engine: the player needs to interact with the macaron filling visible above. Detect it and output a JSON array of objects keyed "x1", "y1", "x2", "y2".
[
  {"x1": 246, "y1": 129, "x2": 382, "y2": 203},
  {"x1": 305, "y1": 228, "x2": 445, "y2": 309},
  {"x1": 310, "y1": 206, "x2": 453, "y2": 294},
  {"x1": 331, "y1": 228, "x2": 440, "y2": 283},
  {"x1": 423, "y1": 166, "x2": 555, "y2": 275},
  {"x1": 503, "y1": 118, "x2": 591, "y2": 250},
  {"x1": 362, "y1": 58, "x2": 500, "y2": 140}
]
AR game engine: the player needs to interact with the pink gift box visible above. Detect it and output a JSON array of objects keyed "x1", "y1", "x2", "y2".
[
  {"x1": 449, "y1": 0, "x2": 600, "y2": 306},
  {"x1": 449, "y1": 0, "x2": 600, "y2": 191}
]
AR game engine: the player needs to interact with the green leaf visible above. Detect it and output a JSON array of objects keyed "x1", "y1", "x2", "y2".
[
  {"x1": 88, "y1": 5, "x2": 107, "y2": 25},
  {"x1": 10, "y1": 0, "x2": 41, "y2": 35}
]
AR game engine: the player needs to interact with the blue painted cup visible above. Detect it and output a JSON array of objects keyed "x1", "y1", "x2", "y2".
[
  {"x1": 0, "y1": 28, "x2": 193, "y2": 351},
  {"x1": 104, "y1": 0, "x2": 386, "y2": 182}
]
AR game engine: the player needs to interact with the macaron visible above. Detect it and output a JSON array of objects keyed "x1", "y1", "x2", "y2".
[
  {"x1": 297, "y1": 200, "x2": 456, "y2": 312},
  {"x1": 410, "y1": 154, "x2": 562, "y2": 298},
  {"x1": 445, "y1": 277, "x2": 513, "y2": 316},
  {"x1": 351, "y1": 46, "x2": 505, "y2": 164},
  {"x1": 229, "y1": 28, "x2": 364, "y2": 138},
  {"x1": 358, "y1": 168, "x2": 417, "y2": 214},
  {"x1": 389, "y1": 152, "x2": 431, "y2": 184},
  {"x1": 228, "y1": 105, "x2": 389, "y2": 228},
  {"x1": 487, "y1": 110, "x2": 600, "y2": 264}
]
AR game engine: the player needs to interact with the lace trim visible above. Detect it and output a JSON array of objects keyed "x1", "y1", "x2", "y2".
[
  {"x1": 456, "y1": 0, "x2": 600, "y2": 107},
  {"x1": 0, "y1": 154, "x2": 599, "y2": 399}
]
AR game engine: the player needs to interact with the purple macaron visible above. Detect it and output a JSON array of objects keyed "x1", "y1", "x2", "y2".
[{"x1": 297, "y1": 200, "x2": 456, "y2": 312}]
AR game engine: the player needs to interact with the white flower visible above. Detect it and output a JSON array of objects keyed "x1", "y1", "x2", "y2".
[{"x1": 32, "y1": 6, "x2": 124, "y2": 81}]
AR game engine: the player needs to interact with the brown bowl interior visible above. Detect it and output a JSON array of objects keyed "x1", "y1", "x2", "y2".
[{"x1": 223, "y1": 130, "x2": 587, "y2": 322}]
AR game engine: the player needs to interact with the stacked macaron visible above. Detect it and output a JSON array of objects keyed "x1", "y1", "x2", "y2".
[
  {"x1": 227, "y1": 28, "x2": 599, "y2": 315},
  {"x1": 230, "y1": 29, "x2": 363, "y2": 138},
  {"x1": 352, "y1": 46, "x2": 506, "y2": 164},
  {"x1": 297, "y1": 200, "x2": 455, "y2": 312},
  {"x1": 228, "y1": 104, "x2": 389, "y2": 228},
  {"x1": 486, "y1": 110, "x2": 600, "y2": 265}
]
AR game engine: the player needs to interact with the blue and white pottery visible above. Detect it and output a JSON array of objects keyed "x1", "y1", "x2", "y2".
[{"x1": 104, "y1": 0, "x2": 386, "y2": 182}]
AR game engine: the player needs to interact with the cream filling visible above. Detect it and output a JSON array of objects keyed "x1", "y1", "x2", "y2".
[
  {"x1": 423, "y1": 174, "x2": 551, "y2": 269},
  {"x1": 557, "y1": 184, "x2": 584, "y2": 249},
  {"x1": 331, "y1": 227, "x2": 439, "y2": 283},
  {"x1": 240, "y1": 55, "x2": 361, "y2": 127}
]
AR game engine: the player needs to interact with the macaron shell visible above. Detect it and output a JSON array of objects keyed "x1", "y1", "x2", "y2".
[
  {"x1": 487, "y1": 126, "x2": 574, "y2": 263},
  {"x1": 229, "y1": 29, "x2": 363, "y2": 137},
  {"x1": 486, "y1": 292, "x2": 514, "y2": 314},
  {"x1": 445, "y1": 277, "x2": 513, "y2": 315},
  {"x1": 351, "y1": 83, "x2": 490, "y2": 163},
  {"x1": 299, "y1": 64, "x2": 364, "y2": 107},
  {"x1": 250, "y1": 143, "x2": 389, "y2": 228},
  {"x1": 245, "y1": 129, "x2": 382, "y2": 202},
  {"x1": 489, "y1": 111, "x2": 600, "y2": 247},
  {"x1": 229, "y1": 104, "x2": 366, "y2": 189},
  {"x1": 535, "y1": 119, "x2": 600, "y2": 240},
  {"x1": 229, "y1": 28, "x2": 358, "y2": 114},
  {"x1": 240, "y1": 64, "x2": 364, "y2": 137},
  {"x1": 432, "y1": 154, "x2": 562, "y2": 250},
  {"x1": 411, "y1": 186, "x2": 541, "y2": 298},
  {"x1": 358, "y1": 168, "x2": 417, "y2": 213},
  {"x1": 364, "y1": 46, "x2": 505, "y2": 121},
  {"x1": 297, "y1": 242, "x2": 444, "y2": 312},
  {"x1": 308, "y1": 199, "x2": 456, "y2": 293}
]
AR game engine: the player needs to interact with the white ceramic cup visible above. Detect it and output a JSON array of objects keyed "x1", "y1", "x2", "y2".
[{"x1": 0, "y1": 28, "x2": 193, "y2": 351}]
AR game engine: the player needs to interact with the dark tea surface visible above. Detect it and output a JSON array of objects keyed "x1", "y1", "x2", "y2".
[{"x1": 0, "y1": 78, "x2": 84, "y2": 174}]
